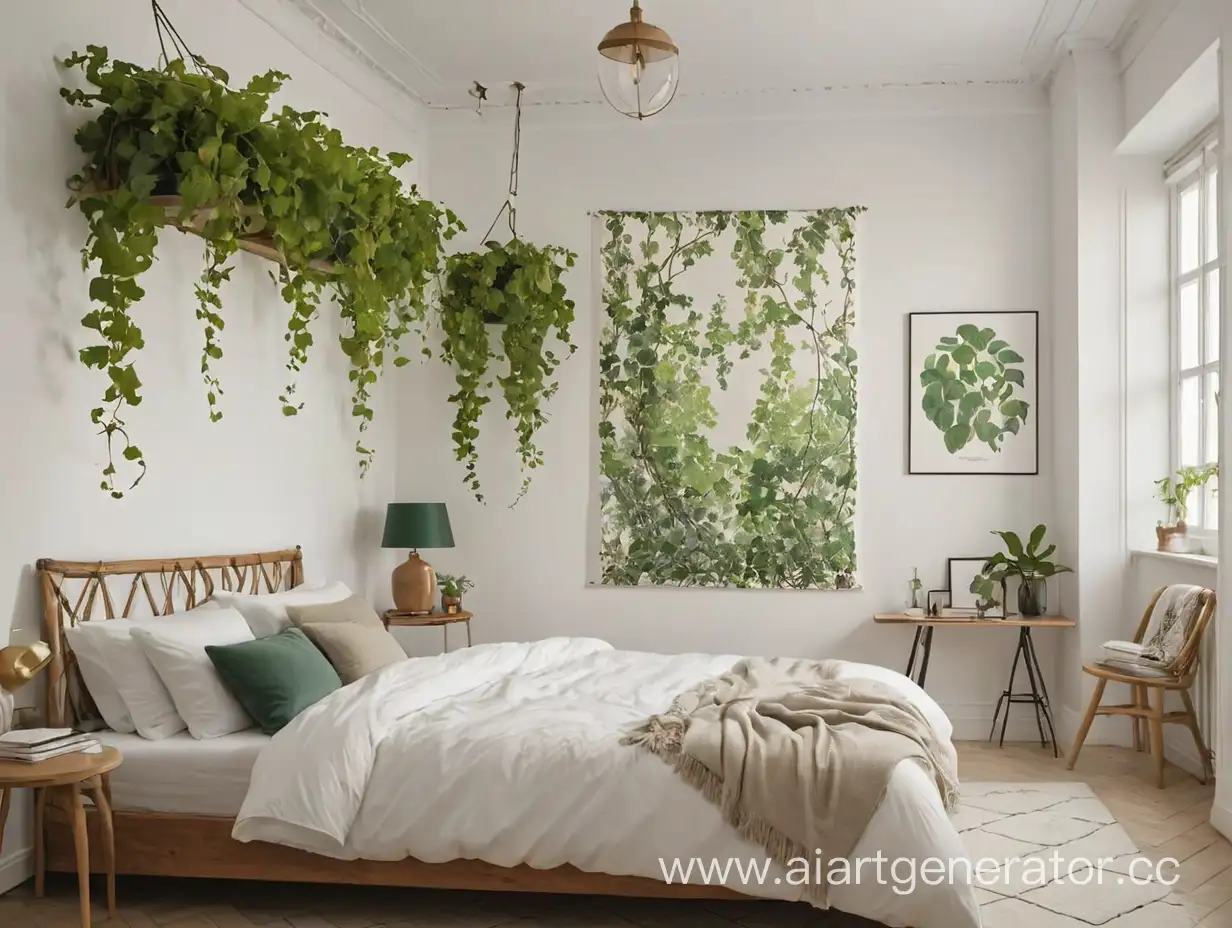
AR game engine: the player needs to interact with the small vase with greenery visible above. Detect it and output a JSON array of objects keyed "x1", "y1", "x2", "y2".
[
  {"x1": 1154, "y1": 464, "x2": 1218, "y2": 552},
  {"x1": 983, "y1": 524, "x2": 1072, "y2": 617},
  {"x1": 437, "y1": 574, "x2": 473, "y2": 613},
  {"x1": 969, "y1": 569, "x2": 1005, "y2": 619}
]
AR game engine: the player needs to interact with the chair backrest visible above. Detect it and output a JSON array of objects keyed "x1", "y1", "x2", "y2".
[{"x1": 1132, "y1": 584, "x2": 1217, "y2": 681}]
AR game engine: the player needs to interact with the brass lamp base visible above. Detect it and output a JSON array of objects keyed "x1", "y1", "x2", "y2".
[{"x1": 392, "y1": 552, "x2": 436, "y2": 614}]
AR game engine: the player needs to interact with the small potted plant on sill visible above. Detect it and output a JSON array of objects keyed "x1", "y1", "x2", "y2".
[
  {"x1": 437, "y1": 574, "x2": 474, "y2": 614},
  {"x1": 1154, "y1": 464, "x2": 1218, "y2": 553},
  {"x1": 983, "y1": 524, "x2": 1072, "y2": 618}
]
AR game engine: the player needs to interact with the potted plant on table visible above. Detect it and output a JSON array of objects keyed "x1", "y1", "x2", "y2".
[
  {"x1": 983, "y1": 524, "x2": 1072, "y2": 617},
  {"x1": 1154, "y1": 464, "x2": 1218, "y2": 553},
  {"x1": 437, "y1": 574, "x2": 473, "y2": 614}
]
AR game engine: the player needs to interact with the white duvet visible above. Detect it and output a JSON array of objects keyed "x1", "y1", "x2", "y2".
[{"x1": 234, "y1": 638, "x2": 980, "y2": 928}]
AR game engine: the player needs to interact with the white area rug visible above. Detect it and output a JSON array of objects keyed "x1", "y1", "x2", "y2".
[{"x1": 959, "y1": 782, "x2": 1193, "y2": 927}]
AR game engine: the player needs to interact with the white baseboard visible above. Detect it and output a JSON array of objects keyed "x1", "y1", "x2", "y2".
[
  {"x1": 0, "y1": 847, "x2": 32, "y2": 897},
  {"x1": 1211, "y1": 803, "x2": 1232, "y2": 841},
  {"x1": 1055, "y1": 706, "x2": 1211, "y2": 780},
  {"x1": 1057, "y1": 706, "x2": 1133, "y2": 749},
  {"x1": 1162, "y1": 728, "x2": 1209, "y2": 779},
  {"x1": 942, "y1": 702, "x2": 1070, "y2": 745}
]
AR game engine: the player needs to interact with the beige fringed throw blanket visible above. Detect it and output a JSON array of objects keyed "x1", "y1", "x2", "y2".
[{"x1": 623, "y1": 657, "x2": 959, "y2": 908}]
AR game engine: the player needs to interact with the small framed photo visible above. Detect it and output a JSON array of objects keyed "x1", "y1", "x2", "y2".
[
  {"x1": 926, "y1": 589, "x2": 950, "y2": 616},
  {"x1": 948, "y1": 557, "x2": 999, "y2": 615}
]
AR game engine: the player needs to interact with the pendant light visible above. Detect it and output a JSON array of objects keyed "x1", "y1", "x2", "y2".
[{"x1": 596, "y1": 1, "x2": 679, "y2": 120}]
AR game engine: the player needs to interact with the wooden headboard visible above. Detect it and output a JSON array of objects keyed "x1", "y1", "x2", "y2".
[{"x1": 36, "y1": 547, "x2": 304, "y2": 727}]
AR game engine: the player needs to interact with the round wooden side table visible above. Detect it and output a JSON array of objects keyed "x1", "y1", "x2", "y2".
[
  {"x1": 0, "y1": 745, "x2": 122, "y2": 928},
  {"x1": 383, "y1": 609, "x2": 473, "y2": 652}
]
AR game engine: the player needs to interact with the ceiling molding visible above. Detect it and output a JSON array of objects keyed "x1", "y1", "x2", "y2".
[
  {"x1": 237, "y1": 0, "x2": 427, "y2": 130},
  {"x1": 427, "y1": 82, "x2": 1048, "y2": 132},
  {"x1": 425, "y1": 78, "x2": 1037, "y2": 113},
  {"x1": 1115, "y1": 0, "x2": 1182, "y2": 73},
  {"x1": 1024, "y1": 0, "x2": 1139, "y2": 84},
  {"x1": 276, "y1": 0, "x2": 436, "y2": 103},
  {"x1": 1022, "y1": 0, "x2": 1083, "y2": 77}
]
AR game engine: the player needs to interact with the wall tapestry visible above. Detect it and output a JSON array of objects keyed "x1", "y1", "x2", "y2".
[
  {"x1": 592, "y1": 208, "x2": 864, "y2": 589},
  {"x1": 908, "y1": 311, "x2": 1039, "y2": 475}
]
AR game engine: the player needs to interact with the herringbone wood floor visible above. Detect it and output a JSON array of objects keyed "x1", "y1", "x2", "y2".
[
  {"x1": 0, "y1": 741, "x2": 1227, "y2": 927},
  {"x1": 960, "y1": 741, "x2": 1231, "y2": 925}
]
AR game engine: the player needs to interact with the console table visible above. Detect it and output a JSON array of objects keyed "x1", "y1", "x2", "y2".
[{"x1": 874, "y1": 613, "x2": 1075, "y2": 756}]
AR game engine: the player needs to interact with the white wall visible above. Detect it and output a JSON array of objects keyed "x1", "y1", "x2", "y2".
[
  {"x1": 1048, "y1": 49, "x2": 1135, "y2": 746},
  {"x1": 0, "y1": 0, "x2": 427, "y2": 891},
  {"x1": 1122, "y1": 156, "x2": 1171, "y2": 553},
  {"x1": 1216, "y1": 29, "x2": 1232, "y2": 841},
  {"x1": 410, "y1": 100, "x2": 1056, "y2": 741}
]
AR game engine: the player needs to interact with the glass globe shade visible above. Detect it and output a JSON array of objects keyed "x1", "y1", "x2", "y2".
[
  {"x1": 596, "y1": 3, "x2": 679, "y2": 120},
  {"x1": 597, "y1": 52, "x2": 679, "y2": 120}
]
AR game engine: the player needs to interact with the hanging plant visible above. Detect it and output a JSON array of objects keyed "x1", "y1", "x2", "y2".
[
  {"x1": 436, "y1": 85, "x2": 576, "y2": 504},
  {"x1": 60, "y1": 20, "x2": 461, "y2": 496}
]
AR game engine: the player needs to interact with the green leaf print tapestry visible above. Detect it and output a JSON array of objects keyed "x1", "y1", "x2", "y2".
[{"x1": 593, "y1": 209, "x2": 864, "y2": 589}]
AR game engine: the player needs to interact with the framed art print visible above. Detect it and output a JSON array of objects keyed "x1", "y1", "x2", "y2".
[{"x1": 909, "y1": 311, "x2": 1039, "y2": 475}]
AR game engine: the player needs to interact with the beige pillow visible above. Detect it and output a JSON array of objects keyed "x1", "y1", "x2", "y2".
[
  {"x1": 286, "y1": 594, "x2": 383, "y2": 630},
  {"x1": 300, "y1": 622, "x2": 406, "y2": 684}
]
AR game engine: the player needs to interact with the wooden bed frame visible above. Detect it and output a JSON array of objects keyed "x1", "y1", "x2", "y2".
[{"x1": 35, "y1": 548, "x2": 739, "y2": 899}]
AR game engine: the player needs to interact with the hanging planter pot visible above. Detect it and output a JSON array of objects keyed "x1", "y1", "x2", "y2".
[
  {"x1": 480, "y1": 241, "x2": 522, "y2": 324},
  {"x1": 436, "y1": 84, "x2": 578, "y2": 505}
]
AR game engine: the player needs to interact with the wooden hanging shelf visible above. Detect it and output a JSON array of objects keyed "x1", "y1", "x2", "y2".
[{"x1": 82, "y1": 190, "x2": 336, "y2": 274}]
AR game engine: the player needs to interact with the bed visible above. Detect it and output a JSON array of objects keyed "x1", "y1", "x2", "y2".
[
  {"x1": 95, "y1": 731, "x2": 268, "y2": 816},
  {"x1": 37, "y1": 549, "x2": 980, "y2": 928}
]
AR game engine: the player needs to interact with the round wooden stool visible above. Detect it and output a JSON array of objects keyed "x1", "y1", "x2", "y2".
[{"x1": 0, "y1": 746, "x2": 123, "y2": 928}]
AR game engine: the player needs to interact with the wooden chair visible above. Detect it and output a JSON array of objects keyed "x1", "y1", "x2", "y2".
[{"x1": 1066, "y1": 585, "x2": 1216, "y2": 789}]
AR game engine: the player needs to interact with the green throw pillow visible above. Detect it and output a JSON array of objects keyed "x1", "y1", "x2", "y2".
[{"x1": 206, "y1": 628, "x2": 341, "y2": 734}]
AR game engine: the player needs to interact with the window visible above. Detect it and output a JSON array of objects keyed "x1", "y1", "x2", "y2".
[{"x1": 1170, "y1": 130, "x2": 1221, "y2": 535}]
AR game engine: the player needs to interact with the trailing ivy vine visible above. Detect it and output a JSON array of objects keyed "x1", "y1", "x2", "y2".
[
  {"x1": 61, "y1": 45, "x2": 461, "y2": 495},
  {"x1": 437, "y1": 240, "x2": 576, "y2": 503},
  {"x1": 434, "y1": 83, "x2": 577, "y2": 504},
  {"x1": 598, "y1": 208, "x2": 864, "y2": 589}
]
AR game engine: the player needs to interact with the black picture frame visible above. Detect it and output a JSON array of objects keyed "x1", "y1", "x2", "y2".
[
  {"x1": 948, "y1": 556, "x2": 996, "y2": 613},
  {"x1": 907, "y1": 311, "x2": 1040, "y2": 475}
]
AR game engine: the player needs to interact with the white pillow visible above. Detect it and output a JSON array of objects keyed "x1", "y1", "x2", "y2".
[
  {"x1": 63, "y1": 630, "x2": 136, "y2": 734},
  {"x1": 211, "y1": 581, "x2": 352, "y2": 638},
  {"x1": 66, "y1": 619, "x2": 185, "y2": 740},
  {"x1": 131, "y1": 606, "x2": 256, "y2": 740}
]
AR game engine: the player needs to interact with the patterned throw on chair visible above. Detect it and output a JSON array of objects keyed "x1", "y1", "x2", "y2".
[{"x1": 1142, "y1": 584, "x2": 1207, "y2": 667}]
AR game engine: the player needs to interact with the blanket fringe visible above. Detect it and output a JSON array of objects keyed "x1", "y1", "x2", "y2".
[
  {"x1": 623, "y1": 663, "x2": 961, "y2": 910},
  {"x1": 626, "y1": 716, "x2": 829, "y2": 907}
]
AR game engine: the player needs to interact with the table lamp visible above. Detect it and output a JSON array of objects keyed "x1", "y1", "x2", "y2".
[
  {"x1": 0, "y1": 641, "x2": 53, "y2": 735},
  {"x1": 382, "y1": 503, "x2": 455, "y2": 614}
]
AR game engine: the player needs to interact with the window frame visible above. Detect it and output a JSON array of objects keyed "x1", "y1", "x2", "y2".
[{"x1": 1169, "y1": 134, "x2": 1221, "y2": 545}]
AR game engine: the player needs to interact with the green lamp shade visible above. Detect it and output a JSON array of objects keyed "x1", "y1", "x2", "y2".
[{"x1": 381, "y1": 503, "x2": 455, "y2": 550}]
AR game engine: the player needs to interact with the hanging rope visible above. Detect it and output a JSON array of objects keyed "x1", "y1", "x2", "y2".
[
  {"x1": 481, "y1": 82, "x2": 526, "y2": 244},
  {"x1": 151, "y1": 0, "x2": 206, "y2": 74}
]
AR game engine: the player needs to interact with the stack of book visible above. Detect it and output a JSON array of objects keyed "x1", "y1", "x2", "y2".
[
  {"x1": 0, "y1": 728, "x2": 102, "y2": 763},
  {"x1": 1096, "y1": 640, "x2": 1171, "y2": 677}
]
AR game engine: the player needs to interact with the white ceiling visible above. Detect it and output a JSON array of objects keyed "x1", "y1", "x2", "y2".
[{"x1": 281, "y1": 0, "x2": 1144, "y2": 109}]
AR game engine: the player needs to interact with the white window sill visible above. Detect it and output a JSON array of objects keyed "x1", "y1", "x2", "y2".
[{"x1": 1131, "y1": 549, "x2": 1218, "y2": 569}]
